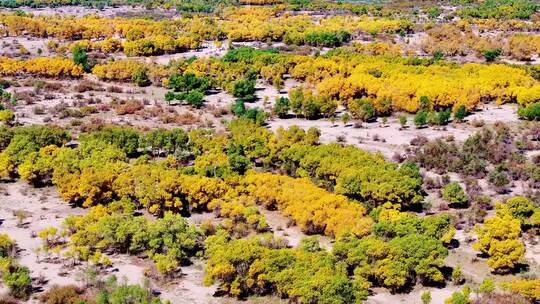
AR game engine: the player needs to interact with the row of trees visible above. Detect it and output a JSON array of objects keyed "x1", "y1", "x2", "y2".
[
  {"x1": 0, "y1": 57, "x2": 83, "y2": 77},
  {"x1": 0, "y1": 9, "x2": 411, "y2": 50}
]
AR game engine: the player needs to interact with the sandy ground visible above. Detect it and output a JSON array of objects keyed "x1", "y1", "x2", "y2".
[
  {"x1": 268, "y1": 104, "x2": 518, "y2": 159},
  {"x1": 0, "y1": 181, "x2": 88, "y2": 289},
  {"x1": 259, "y1": 208, "x2": 333, "y2": 250},
  {"x1": 367, "y1": 285, "x2": 460, "y2": 304}
]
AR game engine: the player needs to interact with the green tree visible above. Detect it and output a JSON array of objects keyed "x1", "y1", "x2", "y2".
[
  {"x1": 517, "y1": 102, "x2": 540, "y2": 121},
  {"x1": 399, "y1": 115, "x2": 407, "y2": 129},
  {"x1": 132, "y1": 68, "x2": 151, "y2": 87},
  {"x1": 454, "y1": 105, "x2": 467, "y2": 122},
  {"x1": 442, "y1": 182, "x2": 468, "y2": 207},
  {"x1": 273, "y1": 97, "x2": 290, "y2": 118},
  {"x1": 72, "y1": 45, "x2": 89, "y2": 72},
  {"x1": 341, "y1": 112, "x2": 350, "y2": 126},
  {"x1": 414, "y1": 111, "x2": 428, "y2": 128},
  {"x1": 482, "y1": 48, "x2": 502, "y2": 62},
  {"x1": 232, "y1": 79, "x2": 256, "y2": 101},
  {"x1": 478, "y1": 279, "x2": 495, "y2": 295},
  {"x1": 349, "y1": 98, "x2": 375, "y2": 122},
  {"x1": 185, "y1": 90, "x2": 205, "y2": 108}
]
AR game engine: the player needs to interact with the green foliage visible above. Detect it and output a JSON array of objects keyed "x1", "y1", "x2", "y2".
[
  {"x1": 139, "y1": 128, "x2": 190, "y2": 158},
  {"x1": 349, "y1": 98, "x2": 375, "y2": 122},
  {"x1": 304, "y1": 30, "x2": 351, "y2": 47},
  {"x1": 80, "y1": 127, "x2": 140, "y2": 156},
  {"x1": 288, "y1": 88, "x2": 336, "y2": 119},
  {"x1": 0, "y1": 125, "x2": 70, "y2": 178},
  {"x1": 451, "y1": 266, "x2": 463, "y2": 284},
  {"x1": 204, "y1": 233, "x2": 365, "y2": 303},
  {"x1": 478, "y1": 279, "x2": 495, "y2": 295},
  {"x1": 454, "y1": 105, "x2": 467, "y2": 122},
  {"x1": 166, "y1": 72, "x2": 211, "y2": 108},
  {"x1": 482, "y1": 48, "x2": 502, "y2": 62},
  {"x1": 372, "y1": 212, "x2": 455, "y2": 242},
  {"x1": 459, "y1": 0, "x2": 539, "y2": 19},
  {"x1": 185, "y1": 90, "x2": 205, "y2": 108},
  {"x1": 414, "y1": 111, "x2": 428, "y2": 127},
  {"x1": 131, "y1": 68, "x2": 151, "y2": 87},
  {"x1": 421, "y1": 291, "x2": 432, "y2": 304},
  {"x1": 517, "y1": 102, "x2": 540, "y2": 121},
  {"x1": 442, "y1": 182, "x2": 468, "y2": 207},
  {"x1": 232, "y1": 79, "x2": 256, "y2": 101},
  {"x1": 169, "y1": 72, "x2": 210, "y2": 93},
  {"x1": 399, "y1": 115, "x2": 408, "y2": 128},
  {"x1": 445, "y1": 285, "x2": 471, "y2": 304},
  {"x1": 3, "y1": 265, "x2": 32, "y2": 299},
  {"x1": 222, "y1": 47, "x2": 279, "y2": 63},
  {"x1": 0, "y1": 125, "x2": 14, "y2": 151},
  {"x1": 233, "y1": 101, "x2": 268, "y2": 125},
  {"x1": 273, "y1": 97, "x2": 290, "y2": 118},
  {"x1": 334, "y1": 233, "x2": 448, "y2": 291},
  {"x1": 72, "y1": 45, "x2": 89, "y2": 72},
  {"x1": 63, "y1": 205, "x2": 203, "y2": 276},
  {"x1": 262, "y1": 140, "x2": 424, "y2": 209},
  {"x1": 426, "y1": 7, "x2": 441, "y2": 19}
]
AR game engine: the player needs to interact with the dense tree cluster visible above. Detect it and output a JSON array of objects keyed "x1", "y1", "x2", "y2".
[
  {"x1": 0, "y1": 57, "x2": 83, "y2": 77},
  {"x1": 333, "y1": 205, "x2": 454, "y2": 291},
  {"x1": 242, "y1": 172, "x2": 372, "y2": 238},
  {"x1": 55, "y1": 202, "x2": 204, "y2": 276},
  {"x1": 204, "y1": 233, "x2": 365, "y2": 303},
  {"x1": 459, "y1": 0, "x2": 539, "y2": 19},
  {"x1": 165, "y1": 72, "x2": 212, "y2": 108}
]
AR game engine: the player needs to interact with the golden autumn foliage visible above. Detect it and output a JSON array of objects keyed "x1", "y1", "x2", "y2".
[
  {"x1": 92, "y1": 60, "x2": 148, "y2": 81},
  {"x1": 307, "y1": 54, "x2": 540, "y2": 111},
  {"x1": 503, "y1": 278, "x2": 540, "y2": 302},
  {"x1": 240, "y1": 172, "x2": 372, "y2": 238},
  {"x1": 0, "y1": 57, "x2": 83, "y2": 77},
  {"x1": 473, "y1": 211, "x2": 525, "y2": 272}
]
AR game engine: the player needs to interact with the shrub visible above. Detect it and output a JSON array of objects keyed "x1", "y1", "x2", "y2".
[
  {"x1": 482, "y1": 48, "x2": 502, "y2": 62},
  {"x1": 39, "y1": 285, "x2": 84, "y2": 304},
  {"x1": 442, "y1": 182, "x2": 468, "y2": 207},
  {"x1": 131, "y1": 68, "x2": 151, "y2": 87},
  {"x1": 414, "y1": 111, "x2": 428, "y2": 128},
  {"x1": 273, "y1": 97, "x2": 290, "y2": 118},
  {"x1": 3, "y1": 266, "x2": 32, "y2": 299},
  {"x1": 517, "y1": 102, "x2": 540, "y2": 121},
  {"x1": 454, "y1": 105, "x2": 467, "y2": 122},
  {"x1": 349, "y1": 98, "x2": 375, "y2": 122},
  {"x1": 232, "y1": 79, "x2": 256, "y2": 101}
]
